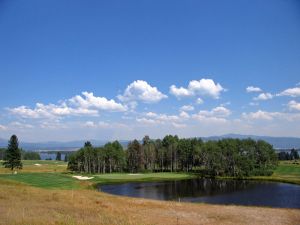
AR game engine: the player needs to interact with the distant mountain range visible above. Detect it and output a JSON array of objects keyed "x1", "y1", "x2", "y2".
[
  {"x1": 1, "y1": 134, "x2": 300, "y2": 151},
  {"x1": 0, "y1": 138, "x2": 128, "y2": 151}
]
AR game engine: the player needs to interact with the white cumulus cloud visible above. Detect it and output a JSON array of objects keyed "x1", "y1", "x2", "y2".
[
  {"x1": 9, "y1": 92, "x2": 126, "y2": 119},
  {"x1": 169, "y1": 78, "x2": 224, "y2": 99},
  {"x1": 169, "y1": 85, "x2": 191, "y2": 98},
  {"x1": 180, "y1": 105, "x2": 194, "y2": 111},
  {"x1": 179, "y1": 111, "x2": 190, "y2": 119},
  {"x1": 83, "y1": 121, "x2": 110, "y2": 128},
  {"x1": 70, "y1": 92, "x2": 127, "y2": 112},
  {"x1": 242, "y1": 110, "x2": 277, "y2": 120},
  {"x1": 118, "y1": 80, "x2": 167, "y2": 103},
  {"x1": 246, "y1": 86, "x2": 262, "y2": 93},
  {"x1": 253, "y1": 92, "x2": 273, "y2": 101},
  {"x1": 287, "y1": 100, "x2": 300, "y2": 111},
  {"x1": 197, "y1": 106, "x2": 231, "y2": 118},
  {"x1": 136, "y1": 118, "x2": 158, "y2": 125},
  {"x1": 191, "y1": 106, "x2": 231, "y2": 124},
  {"x1": 9, "y1": 103, "x2": 98, "y2": 119},
  {"x1": 277, "y1": 87, "x2": 300, "y2": 97},
  {"x1": 137, "y1": 111, "x2": 187, "y2": 126}
]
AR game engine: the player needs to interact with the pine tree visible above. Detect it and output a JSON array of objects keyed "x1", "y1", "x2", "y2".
[
  {"x1": 3, "y1": 135, "x2": 22, "y2": 171},
  {"x1": 56, "y1": 152, "x2": 62, "y2": 161}
]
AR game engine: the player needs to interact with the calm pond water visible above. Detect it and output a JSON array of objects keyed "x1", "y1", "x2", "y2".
[{"x1": 99, "y1": 179, "x2": 300, "y2": 208}]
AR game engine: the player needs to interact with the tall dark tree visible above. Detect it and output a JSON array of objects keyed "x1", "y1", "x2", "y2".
[
  {"x1": 142, "y1": 136, "x2": 156, "y2": 171},
  {"x1": 291, "y1": 149, "x2": 300, "y2": 160},
  {"x1": 127, "y1": 140, "x2": 143, "y2": 173},
  {"x1": 84, "y1": 141, "x2": 92, "y2": 147},
  {"x1": 162, "y1": 135, "x2": 179, "y2": 172},
  {"x1": 56, "y1": 151, "x2": 62, "y2": 161},
  {"x1": 0, "y1": 148, "x2": 6, "y2": 160},
  {"x1": 3, "y1": 135, "x2": 23, "y2": 171}
]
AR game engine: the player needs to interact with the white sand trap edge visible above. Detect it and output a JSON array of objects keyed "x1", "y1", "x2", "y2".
[
  {"x1": 34, "y1": 164, "x2": 41, "y2": 166},
  {"x1": 128, "y1": 173, "x2": 142, "y2": 176},
  {"x1": 72, "y1": 175, "x2": 94, "y2": 180}
]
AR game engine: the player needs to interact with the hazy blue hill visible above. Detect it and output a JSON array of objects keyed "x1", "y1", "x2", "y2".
[
  {"x1": 0, "y1": 138, "x2": 7, "y2": 147},
  {"x1": 0, "y1": 134, "x2": 299, "y2": 150},
  {"x1": 0, "y1": 138, "x2": 129, "y2": 151}
]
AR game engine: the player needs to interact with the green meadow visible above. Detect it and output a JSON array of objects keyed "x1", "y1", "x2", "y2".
[{"x1": 0, "y1": 160, "x2": 299, "y2": 189}]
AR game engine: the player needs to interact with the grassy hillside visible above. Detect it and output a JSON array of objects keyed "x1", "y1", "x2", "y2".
[
  {"x1": 245, "y1": 160, "x2": 300, "y2": 185},
  {"x1": 0, "y1": 160, "x2": 300, "y2": 225},
  {"x1": 0, "y1": 179, "x2": 299, "y2": 225}
]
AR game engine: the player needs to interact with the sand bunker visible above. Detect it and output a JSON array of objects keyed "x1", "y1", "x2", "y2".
[
  {"x1": 34, "y1": 164, "x2": 41, "y2": 166},
  {"x1": 128, "y1": 173, "x2": 142, "y2": 176},
  {"x1": 72, "y1": 175, "x2": 94, "y2": 180}
]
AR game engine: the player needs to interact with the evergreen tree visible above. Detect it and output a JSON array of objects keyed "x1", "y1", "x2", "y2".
[
  {"x1": 3, "y1": 135, "x2": 23, "y2": 171},
  {"x1": 56, "y1": 152, "x2": 62, "y2": 161},
  {"x1": 64, "y1": 154, "x2": 68, "y2": 162},
  {"x1": 0, "y1": 148, "x2": 6, "y2": 160},
  {"x1": 291, "y1": 149, "x2": 299, "y2": 160}
]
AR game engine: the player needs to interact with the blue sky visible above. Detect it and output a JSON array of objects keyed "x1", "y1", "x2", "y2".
[{"x1": 0, "y1": 0, "x2": 300, "y2": 141}]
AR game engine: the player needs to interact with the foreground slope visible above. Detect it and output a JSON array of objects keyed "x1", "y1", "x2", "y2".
[
  {"x1": 0, "y1": 179, "x2": 300, "y2": 225},
  {"x1": 0, "y1": 160, "x2": 300, "y2": 225}
]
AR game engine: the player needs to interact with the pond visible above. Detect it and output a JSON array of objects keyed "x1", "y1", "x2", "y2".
[
  {"x1": 99, "y1": 178, "x2": 300, "y2": 208},
  {"x1": 39, "y1": 152, "x2": 66, "y2": 161}
]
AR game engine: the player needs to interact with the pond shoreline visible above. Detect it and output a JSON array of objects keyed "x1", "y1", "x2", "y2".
[
  {"x1": 91, "y1": 172, "x2": 300, "y2": 187},
  {"x1": 98, "y1": 177, "x2": 300, "y2": 209}
]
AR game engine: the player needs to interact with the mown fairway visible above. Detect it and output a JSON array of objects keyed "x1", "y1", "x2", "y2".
[
  {"x1": 251, "y1": 160, "x2": 300, "y2": 185},
  {"x1": 93, "y1": 172, "x2": 196, "y2": 184},
  {"x1": 0, "y1": 160, "x2": 67, "y2": 173},
  {"x1": 0, "y1": 160, "x2": 299, "y2": 188},
  {"x1": 0, "y1": 161, "x2": 195, "y2": 189},
  {"x1": 274, "y1": 161, "x2": 300, "y2": 176},
  {"x1": 0, "y1": 173, "x2": 81, "y2": 189}
]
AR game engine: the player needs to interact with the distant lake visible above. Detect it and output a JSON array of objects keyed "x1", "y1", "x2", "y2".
[
  {"x1": 39, "y1": 152, "x2": 66, "y2": 161},
  {"x1": 99, "y1": 179, "x2": 300, "y2": 209}
]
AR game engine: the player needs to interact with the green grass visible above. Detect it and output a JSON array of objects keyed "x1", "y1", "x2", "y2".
[
  {"x1": 221, "y1": 160, "x2": 300, "y2": 185},
  {"x1": 265, "y1": 160, "x2": 300, "y2": 185},
  {"x1": 21, "y1": 160, "x2": 67, "y2": 166},
  {"x1": 0, "y1": 160, "x2": 299, "y2": 190},
  {"x1": 273, "y1": 161, "x2": 300, "y2": 176},
  {"x1": 0, "y1": 160, "x2": 68, "y2": 173},
  {"x1": 0, "y1": 172, "x2": 81, "y2": 189},
  {"x1": 92, "y1": 172, "x2": 196, "y2": 184},
  {"x1": 0, "y1": 171, "x2": 195, "y2": 189}
]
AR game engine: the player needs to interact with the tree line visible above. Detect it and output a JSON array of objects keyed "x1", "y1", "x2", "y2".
[
  {"x1": 277, "y1": 149, "x2": 299, "y2": 161},
  {"x1": 68, "y1": 135, "x2": 278, "y2": 177},
  {"x1": 0, "y1": 147, "x2": 41, "y2": 160}
]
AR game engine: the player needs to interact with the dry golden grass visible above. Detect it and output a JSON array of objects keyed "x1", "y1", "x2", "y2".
[{"x1": 0, "y1": 180, "x2": 299, "y2": 225}]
